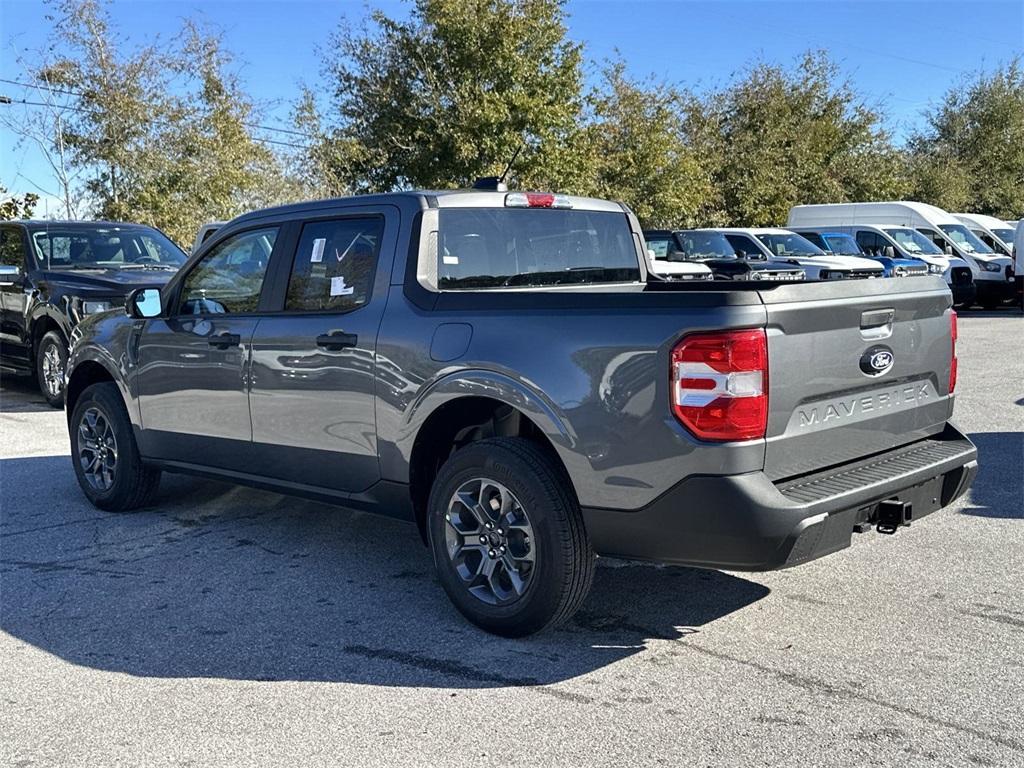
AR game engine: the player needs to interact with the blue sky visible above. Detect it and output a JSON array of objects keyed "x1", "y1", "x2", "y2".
[{"x1": 2, "y1": 0, "x2": 1022, "y2": 212}]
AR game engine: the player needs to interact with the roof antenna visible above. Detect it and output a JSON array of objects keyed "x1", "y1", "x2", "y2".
[{"x1": 472, "y1": 144, "x2": 523, "y2": 191}]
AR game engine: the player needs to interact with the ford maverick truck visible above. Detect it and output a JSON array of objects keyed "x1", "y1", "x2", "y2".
[{"x1": 64, "y1": 190, "x2": 977, "y2": 636}]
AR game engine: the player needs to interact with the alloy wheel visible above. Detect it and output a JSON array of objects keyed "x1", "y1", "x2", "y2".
[
  {"x1": 41, "y1": 342, "x2": 64, "y2": 399},
  {"x1": 78, "y1": 407, "x2": 118, "y2": 491},
  {"x1": 444, "y1": 478, "x2": 536, "y2": 605}
]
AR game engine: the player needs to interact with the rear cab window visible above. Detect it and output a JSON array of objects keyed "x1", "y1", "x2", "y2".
[{"x1": 431, "y1": 208, "x2": 641, "y2": 290}]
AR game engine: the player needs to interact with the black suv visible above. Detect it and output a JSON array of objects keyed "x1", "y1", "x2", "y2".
[{"x1": 0, "y1": 221, "x2": 186, "y2": 406}]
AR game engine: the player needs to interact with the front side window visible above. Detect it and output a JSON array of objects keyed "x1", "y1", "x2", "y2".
[
  {"x1": 645, "y1": 237, "x2": 671, "y2": 259},
  {"x1": 756, "y1": 233, "x2": 825, "y2": 258},
  {"x1": 939, "y1": 224, "x2": 994, "y2": 255},
  {"x1": 992, "y1": 228, "x2": 1015, "y2": 245},
  {"x1": 286, "y1": 217, "x2": 382, "y2": 312},
  {"x1": 856, "y1": 231, "x2": 881, "y2": 254},
  {"x1": 436, "y1": 208, "x2": 640, "y2": 289},
  {"x1": 885, "y1": 228, "x2": 943, "y2": 255},
  {"x1": 178, "y1": 227, "x2": 277, "y2": 314},
  {"x1": 724, "y1": 234, "x2": 765, "y2": 259},
  {"x1": 0, "y1": 228, "x2": 25, "y2": 267},
  {"x1": 821, "y1": 233, "x2": 862, "y2": 256}
]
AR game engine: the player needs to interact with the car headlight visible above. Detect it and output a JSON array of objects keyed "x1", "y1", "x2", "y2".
[
  {"x1": 894, "y1": 267, "x2": 906, "y2": 277},
  {"x1": 822, "y1": 270, "x2": 845, "y2": 280},
  {"x1": 982, "y1": 262, "x2": 1002, "y2": 272},
  {"x1": 69, "y1": 297, "x2": 119, "y2": 323},
  {"x1": 928, "y1": 263, "x2": 944, "y2": 274}
]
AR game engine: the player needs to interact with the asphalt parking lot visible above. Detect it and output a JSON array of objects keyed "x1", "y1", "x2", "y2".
[{"x1": 1, "y1": 313, "x2": 1022, "y2": 768}]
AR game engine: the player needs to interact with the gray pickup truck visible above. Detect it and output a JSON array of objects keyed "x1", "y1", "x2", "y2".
[{"x1": 64, "y1": 189, "x2": 977, "y2": 636}]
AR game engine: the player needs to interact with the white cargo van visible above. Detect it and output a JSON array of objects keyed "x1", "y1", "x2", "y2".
[
  {"x1": 711, "y1": 228, "x2": 884, "y2": 280},
  {"x1": 786, "y1": 223, "x2": 974, "y2": 306},
  {"x1": 953, "y1": 213, "x2": 1016, "y2": 257},
  {"x1": 788, "y1": 202, "x2": 1014, "y2": 308}
]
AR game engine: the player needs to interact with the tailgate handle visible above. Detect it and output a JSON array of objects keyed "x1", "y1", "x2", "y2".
[{"x1": 860, "y1": 309, "x2": 894, "y2": 340}]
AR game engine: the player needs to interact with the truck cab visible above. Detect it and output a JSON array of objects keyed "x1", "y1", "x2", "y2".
[{"x1": 953, "y1": 213, "x2": 1016, "y2": 257}]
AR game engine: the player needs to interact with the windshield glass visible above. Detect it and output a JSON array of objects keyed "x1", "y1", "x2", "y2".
[
  {"x1": 31, "y1": 225, "x2": 187, "y2": 269},
  {"x1": 884, "y1": 228, "x2": 943, "y2": 255},
  {"x1": 821, "y1": 233, "x2": 863, "y2": 256},
  {"x1": 755, "y1": 233, "x2": 825, "y2": 258},
  {"x1": 436, "y1": 208, "x2": 640, "y2": 289},
  {"x1": 672, "y1": 231, "x2": 736, "y2": 260},
  {"x1": 939, "y1": 224, "x2": 994, "y2": 255}
]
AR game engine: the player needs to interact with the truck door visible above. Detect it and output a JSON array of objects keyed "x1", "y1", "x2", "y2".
[
  {"x1": 0, "y1": 226, "x2": 32, "y2": 364},
  {"x1": 134, "y1": 226, "x2": 279, "y2": 468},
  {"x1": 247, "y1": 208, "x2": 398, "y2": 493}
]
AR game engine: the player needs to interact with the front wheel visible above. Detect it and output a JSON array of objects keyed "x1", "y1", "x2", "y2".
[
  {"x1": 36, "y1": 330, "x2": 68, "y2": 408},
  {"x1": 69, "y1": 382, "x2": 161, "y2": 511},
  {"x1": 427, "y1": 437, "x2": 594, "y2": 637}
]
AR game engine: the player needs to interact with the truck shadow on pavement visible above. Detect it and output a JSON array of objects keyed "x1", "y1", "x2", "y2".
[
  {"x1": 960, "y1": 432, "x2": 1023, "y2": 519},
  {"x1": 0, "y1": 374, "x2": 56, "y2": 414},
  {"x1": 0, "y1": 455, "x2": 769, "y2": 689}
]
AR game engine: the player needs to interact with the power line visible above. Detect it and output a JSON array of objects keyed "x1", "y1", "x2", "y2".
[
  {"x1": 0, "y1": 95, "x2": 311, "y2": 151},
  {"x1": 0, "y1": 76, "x2": 314, "y2": 140}
]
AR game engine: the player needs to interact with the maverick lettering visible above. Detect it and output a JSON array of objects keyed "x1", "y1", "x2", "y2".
[{"x1": 798, "y1": 383, "x2": 931, "y2": 428}]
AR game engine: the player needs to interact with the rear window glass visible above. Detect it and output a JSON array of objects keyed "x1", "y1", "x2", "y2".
[{"x1": 436, "y1": 209, "x2": 640, "y2": 289}]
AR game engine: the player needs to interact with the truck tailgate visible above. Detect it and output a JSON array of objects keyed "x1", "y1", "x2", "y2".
[{"x1": 761, "y1": 277, "x2": 955, "y2": 480}]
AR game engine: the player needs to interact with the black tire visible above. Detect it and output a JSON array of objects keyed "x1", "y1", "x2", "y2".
[
  {"x1": 69, "y1": 382, "x2": 161, "y2": 512},
  {"x1": 35, "y1": 330, "x2": 68, "y2": 408},
  {"x1": 427, "y1": 437, "x2": 594, "y2": 637}
]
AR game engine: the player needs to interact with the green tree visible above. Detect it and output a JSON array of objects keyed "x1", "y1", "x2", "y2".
[
  {"x1": 0, "y1": 186, "x2": 40, "y2": 220},
  {"x1": 909, "y1": 59, "x2": 1024, "y2": 217},
  {"x1": 691, "y1": 52, "x2": 909, "y2": 226},
  {"x1": 308, "y1": 0, "x2": 589, "y2": 193},
  {"x1": 583, "y1": 63, "x2": 713, "y2": 227}
]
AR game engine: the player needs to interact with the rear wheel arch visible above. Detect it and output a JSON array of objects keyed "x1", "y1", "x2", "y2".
[{"x1": 408, "y1": 396, "x2": 577, "y2": 544}]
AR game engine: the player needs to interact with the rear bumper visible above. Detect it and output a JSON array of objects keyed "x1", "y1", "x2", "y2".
[{"x1": 582, "y1": 423, "x2": 977, "y2": 571}]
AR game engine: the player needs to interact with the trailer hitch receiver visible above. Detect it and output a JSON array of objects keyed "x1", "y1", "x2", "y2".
[{"x1": 876, "y1": 499, "x2": 912, "y2": 535}]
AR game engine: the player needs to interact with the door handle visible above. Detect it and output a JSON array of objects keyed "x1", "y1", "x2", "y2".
[
  {"x1": 316, "y1": 331, "x2": 358, "y2": 350},
  {"x1": 208, "y1": 332, "x2": 241, "y2": 349}
]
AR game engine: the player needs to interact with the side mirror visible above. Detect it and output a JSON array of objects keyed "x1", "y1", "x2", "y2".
[
  {"x1": 883, "y1": 245, "x2": 895, "y2": 258},
  {"x1": 0, "y1": 264, "x2": 22, "y2": 285},
  {"x1": 647, "y1": 248, "x2": 658, "y2": 259},
  {"x1": 943, "y1": 244, "x2": 953, "y2": 256},
  {"x1": 127, "y1": 287, "x2": 163, "y2": 319},
  {"x1": 735, "y1": 249, "x2": 746, "y2": 258}
]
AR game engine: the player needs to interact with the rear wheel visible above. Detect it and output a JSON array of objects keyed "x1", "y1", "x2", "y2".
[
  {"x1": 36, "y1": 331, "x2": 67, "y2": 408},
  {"x1": 427, "y1": 437, "x2": 594, "y2": 637},
  {"x1": 70, "y1": 382, "x2": 161, "y2": 511}
]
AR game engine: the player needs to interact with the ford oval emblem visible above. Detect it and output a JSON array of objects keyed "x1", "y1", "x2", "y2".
[{"x1": 860, "y1": 345, "x2": 895, "y2": 376}]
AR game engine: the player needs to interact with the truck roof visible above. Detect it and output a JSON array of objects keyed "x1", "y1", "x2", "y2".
[{"x1": 230, "y1": 189, "x2": 627, "y2": 227}]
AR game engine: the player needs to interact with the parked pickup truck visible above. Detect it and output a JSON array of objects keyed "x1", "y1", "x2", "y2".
[{"x1": 64, "y1": 189, "x2": 978, "y2": 636}]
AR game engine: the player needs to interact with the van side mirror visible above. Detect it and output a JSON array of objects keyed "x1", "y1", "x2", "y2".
[
  {"x1": 0, "y1": 264, "x2": 22, "y2": 285},
  {"x1": 943, "y1": 244, "x2": 953, "y2": 256},
  {"x1": 883, "y1": 245, "x2": 895, "y2": 258},
  {"x1": 127, "y1": 287, "x2": 163, "y2": 319}
]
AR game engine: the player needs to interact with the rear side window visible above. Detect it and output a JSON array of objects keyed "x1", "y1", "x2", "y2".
[
  {"x1": 436, "y1": 208, "x2": 640, "y2": 289},
  {"x1": 286, "y1": 217, "x2": 382, "y2": 312}
]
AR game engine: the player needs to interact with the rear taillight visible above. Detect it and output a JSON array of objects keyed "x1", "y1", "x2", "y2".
[
  {"x1": 949, "y1": 310, "x2": 958, "y2": 393},
  {"x1": 671, "y1": 329, "x2": 768, "y2": 441}
]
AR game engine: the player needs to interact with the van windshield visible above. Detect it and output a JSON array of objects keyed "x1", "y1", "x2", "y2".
[
  {"x1": 884, "y1": 228, "x2": 943, "y2": 255},
  {"x1": 939, "y1": 224, "x2": 994, "y2": 255},
  {"x1": 436, "y1": 208, "x2": 641, "y2": 289},
  {"x1": 755, "y1": 233, "x2": 825, "y2": 258},
  {"x1": 673, "y1": 231, "x2": 736, "y2": 260}
]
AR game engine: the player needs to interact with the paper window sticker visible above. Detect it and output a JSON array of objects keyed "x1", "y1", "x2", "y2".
[
  {"x1": 442, "y1": 255, "x2": 459, "y2": 265},
  {"x1": 310, "y1": 238, "x2": 326, "y2": 262},
  {"x1": 330, "y1": 275, "x2": 355, "y2": 296}
]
